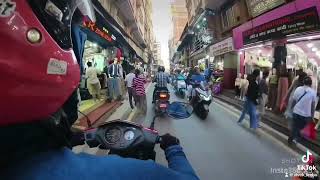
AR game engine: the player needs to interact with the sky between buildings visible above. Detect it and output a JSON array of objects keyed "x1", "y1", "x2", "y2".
[{"x1": 152, "y1": 0, "x2": 172, "y2": 70}]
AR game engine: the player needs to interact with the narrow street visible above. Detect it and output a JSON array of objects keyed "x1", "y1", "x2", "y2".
[{"x1": 134, "y1": 84, "x2": 300, "y2": 180}]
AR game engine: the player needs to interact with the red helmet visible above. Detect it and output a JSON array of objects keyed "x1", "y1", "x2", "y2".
[{"x1": 0, "y1": 0, "x2": 95, "y2": 126}]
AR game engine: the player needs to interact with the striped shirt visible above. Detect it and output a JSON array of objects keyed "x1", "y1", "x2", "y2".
[
  {"x1": 155, "y1": 72, "x2": 169, "y2": 88},
  {"x1": 133, "y1": 75, "x2": 146, "y2": 96}
]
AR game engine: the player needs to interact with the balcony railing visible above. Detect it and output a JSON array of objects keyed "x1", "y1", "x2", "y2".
[{"x1": 114, "y1": 0, "x2": 146, "y2": 48}]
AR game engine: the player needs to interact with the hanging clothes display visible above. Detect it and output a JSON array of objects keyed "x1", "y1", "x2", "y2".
[
  {"x1": 240, "y1": 75, "x2": 249, "y2": 100},
  {"x1": 267, "y1": 73, "x2": 278, "y2": 110},
  {"x1": 71, "y1": 24, "x2": 87, "y2": 75},
  {"x1": 276, "y1": 77, "x2": 289, "y2": 112}
]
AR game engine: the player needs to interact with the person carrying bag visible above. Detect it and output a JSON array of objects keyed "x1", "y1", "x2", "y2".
[{"x1": 288, "y1": 76, "x2": 317, "y2": 145}]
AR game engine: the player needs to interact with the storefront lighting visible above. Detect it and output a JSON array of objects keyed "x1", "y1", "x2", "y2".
[
  {"x1": 239, "y1": 51, "x2": 243, "y2": 55},
  {"x1": 203, "y1": 18, "x2": 206, "y2": 21},
  {"x1": 287, "y1": 55, "x2": 292, "y2": 59},
  {"x1": 93, "y1": 43, "x2": 97, "y2": 47},
  {"x1": 196, "y1": 25, "x2": 200, "y2": 29},
  {"x1": 316, "y1": 52, "x2": 320, "y2": 57},
  {"x1": 287, "y1": 34, "x2": 320, "y2": 42},
  {"x1": 267, "y1": 54, "x2": 271, "y2": 57},
  {"x1": 258, "y1": 50, "x2": 262, "y2": 53},
  {"x1": 307, "y1": 43, "x2": 314, "y2": 48},
  {"x1": 26, "y1": 28, "x2": 42, "y2": 44},
  {"x1": 240, "y1": 44, "x2": 263, "y2": 51},
  {"x1": 312, "y1": 47, "x2": 318, "y2": 52},
  {"x1": 206, "y1": 55, "x2": 209, "y2": 59}
]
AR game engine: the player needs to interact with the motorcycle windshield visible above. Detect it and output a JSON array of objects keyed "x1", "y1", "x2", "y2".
[{"x1": 196, "y1": 88, "x2": 208, "y2": 96}]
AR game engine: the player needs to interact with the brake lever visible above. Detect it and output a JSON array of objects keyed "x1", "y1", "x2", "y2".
[{"x1": 156, "y1": 136, "x2": 162, "y2": 144}]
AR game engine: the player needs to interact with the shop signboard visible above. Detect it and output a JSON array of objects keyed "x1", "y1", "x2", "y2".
[
  {"x1": 246, "y1": 0, "x2": 285, "y2": 18},
  {"x1": 243, "y1": 7, "x2": 320, "y2": 45},
  {"x1": 209, "y1": 37, "x2": 234, "y2": 56},
  {"x1": 83, "y1": 20, "x2": 116, "y2": 43}
]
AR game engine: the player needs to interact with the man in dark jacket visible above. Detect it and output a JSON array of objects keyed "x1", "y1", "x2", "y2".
[{"x1": 237, "y1": 69, "x2": 261, "y2": 129}]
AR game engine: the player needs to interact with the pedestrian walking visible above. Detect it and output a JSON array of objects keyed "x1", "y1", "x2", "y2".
[
  {"x1": 282, "y1": 71, "x2": 307, "y2": 129},
  {"x1": 86, "y1": 61, "x2": 101, "y2": 101},
  {"x1": 237, "y1": 69, "x2": 261, "y2": 130},
  {"x1": 133, "y1": 69, "x2": 147, "y2": 115},
  {"x1": 257, "y1": 70, "x2": 269, "y2": 125},
  {"x1": 288, "y1": 76, "x2": 317, "y2": 144},
  {"x1": 125, "y1": 68, "x2": 136, "y2": 109}
]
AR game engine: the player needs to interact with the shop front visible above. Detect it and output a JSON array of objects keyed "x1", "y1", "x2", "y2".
[
  {"x1": 77, "y1": 11, "x2": 136, "y2": 115},
  {"x1": 232, "y1": 0, "x2": 320, "y2": 115},
  {"x1": 209, "y1": 37, "x2": 237, "y2": 89}
]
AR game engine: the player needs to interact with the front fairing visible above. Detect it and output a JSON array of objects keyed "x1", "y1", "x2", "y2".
[{"x1": 0, "y1": 1, "x2": 81, "y2": 125}]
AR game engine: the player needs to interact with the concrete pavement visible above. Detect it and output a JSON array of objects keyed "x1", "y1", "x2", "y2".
[
  {"x1": 135, "y1": 84, "x2": 303, "y2": 180},
  {"x1": 72, "y1": 83, "x2": 312, "y2": 180}
]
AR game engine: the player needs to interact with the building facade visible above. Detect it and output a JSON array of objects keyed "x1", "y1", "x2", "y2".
[
  {"x1": 169, "y1": 0, "x2": 189, "y2": 67},
  {"x1": 97, "y1": 0, "x2": 154, "y2": 65},
  {"x1": 177, "y1": 0, "x2": 250, "y2": 89},
  {"x1": 153, "y1": 41, "x2": 161, "y2": 65},
  {"x1": 178, "y1": 0, "x2": 320, "y2": 91},
  {"x1": 171, "y1": 0, "x2": 189, "y2": 45}
]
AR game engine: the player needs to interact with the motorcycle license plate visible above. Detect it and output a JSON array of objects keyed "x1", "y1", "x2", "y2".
[
  {"x1": 160, "y1": 104, "x2": 167, "y2": 108},
  {"x1": 204, "y1": 104, "x2": 209, "y2": 110}
]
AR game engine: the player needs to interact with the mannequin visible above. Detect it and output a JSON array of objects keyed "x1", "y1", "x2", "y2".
[
  {"x1": 117, "y1": 57, "x2": 125, "y2": 98},
  {"x1": 235, "y1": 73, "x2": 242, "y2": 98},
  {"x1": 267, "y1": 68, "x2": 278, "y2": 110},
  {"x1": 108, "y1": 58, "x2": 122, "y2": 100},
  {"x1": 306, "y1": 69, "x2": 318, "y2": 92},
  {"x1": 240, "y1": 74, "x2": 249, "y2": 101},
  {"x1": 276, "y1": 65, "x2": 289, "y2": 112}
]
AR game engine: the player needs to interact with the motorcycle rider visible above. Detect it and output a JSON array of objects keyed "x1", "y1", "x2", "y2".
[
  {"x1": 189, "y1": 66, "x2": 206, "y2": 104},
  {"x1": 152, "y1": 66, "x2": 170, "y2": 103},
  {"x1": 176, "y1": 69, "x2": 186, "y2": 81}
]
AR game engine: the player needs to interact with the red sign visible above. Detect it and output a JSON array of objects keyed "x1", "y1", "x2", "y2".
[{"x1": 83, "y1": 21, "x2": 114, "y2": 42}]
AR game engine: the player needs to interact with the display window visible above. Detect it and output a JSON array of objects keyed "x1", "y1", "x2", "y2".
[{"x1": 238, "y1": 35, "x2": 320, "y2": 125}]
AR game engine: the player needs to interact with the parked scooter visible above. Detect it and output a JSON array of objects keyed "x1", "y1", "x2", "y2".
[
  {"x1": 76, "y1": 102, "x2": 192, "y2": 161},
  {"x1": 190, "y1": 83, "x2": 212, "y2": 120}
]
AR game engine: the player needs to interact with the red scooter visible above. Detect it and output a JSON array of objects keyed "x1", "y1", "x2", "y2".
[{"x1": 0, "y1": 0, "x2": 95, "y2": 126}]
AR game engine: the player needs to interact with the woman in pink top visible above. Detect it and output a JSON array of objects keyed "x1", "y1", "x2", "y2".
[{"x1": 133, "y1": 69, "x2": 147, "y2": 114}]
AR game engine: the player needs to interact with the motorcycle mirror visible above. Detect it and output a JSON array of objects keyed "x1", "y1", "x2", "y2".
[{"x1": 167, "y1": 102, "x2": 193, "y2": 119}]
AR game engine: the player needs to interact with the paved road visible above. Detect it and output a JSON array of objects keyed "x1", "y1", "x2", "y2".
[{"x1": 134, "y1": 84, "x2": 301, "y2": 180}]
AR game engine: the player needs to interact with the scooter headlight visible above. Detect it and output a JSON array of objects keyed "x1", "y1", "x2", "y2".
[
  {"x1": 199, "y1": 94, "x2": 211, "y2": 101},
  {"x1": 26, "y1": 28, "x2": 42, "y2": 44}
]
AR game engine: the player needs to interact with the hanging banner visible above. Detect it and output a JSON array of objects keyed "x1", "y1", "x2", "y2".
[
  {"x1": 209, "y1": 37, "x2": 234, "y2": 56},
  {"x1": 246, "y1": 0, "x2": 285, "y2": 18},
  {"x1": 243, "y1": 7, "x2": 320, "y2": 45}
]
